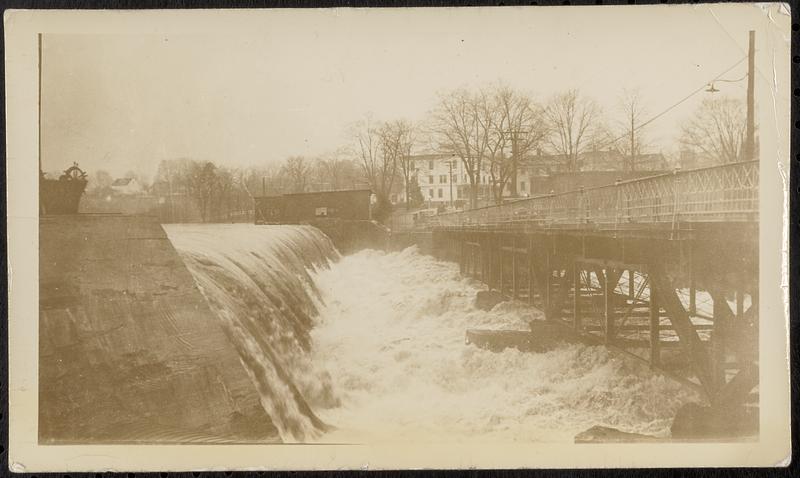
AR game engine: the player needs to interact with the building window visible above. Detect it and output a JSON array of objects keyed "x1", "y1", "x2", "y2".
[
  {"x1": 438, "y1": 188, "x2": 443, "y2": 198},
  {"x1": 457, "y1": 189, "x2": 463, "y2": 199},
  {"x1": 429, "y1": 189, "x2": 433, "y2": 198},
  {"x1": 429, "y1": 160, "x2": 434, "y2": 170},
  {"x1": 520, "y1": 181, "x2": 526, "y2": 192},
  {"x1": 428, "y1": 175, "x2": 434, "y2": 184},
  {"x1": 439, "y1": 175, "x2": 447, "y2": 184}
]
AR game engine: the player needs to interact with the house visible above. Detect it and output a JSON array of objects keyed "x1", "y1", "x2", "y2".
[{"x1": 111, "y1": 177, "x2": 143, "y2": 195}]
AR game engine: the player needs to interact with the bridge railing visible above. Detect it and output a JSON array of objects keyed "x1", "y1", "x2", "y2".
[{"x1": 417, "y1": 161, "x2": 758, "y2": 230}]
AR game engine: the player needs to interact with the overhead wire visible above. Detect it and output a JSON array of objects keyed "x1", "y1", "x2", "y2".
[{"x1": 589, "y1": 54, "x2": 749, "y2": 153}]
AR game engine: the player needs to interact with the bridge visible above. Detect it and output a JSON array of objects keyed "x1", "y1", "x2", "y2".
[{"x1": 392, "y1": 160, "x2": 759, "y2": 409}]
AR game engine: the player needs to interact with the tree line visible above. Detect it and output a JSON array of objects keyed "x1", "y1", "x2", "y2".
[
  {"x1": 356, "y1": 84, "x2": 750, "y2": 210},
  {"x1": 86, "y1": 84, "x2": 751, "y2": 222}
]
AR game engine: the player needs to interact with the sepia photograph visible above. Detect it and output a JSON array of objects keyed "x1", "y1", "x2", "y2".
[{"x1": 5, "y1": 3, "x2": 792, "y2": 470}]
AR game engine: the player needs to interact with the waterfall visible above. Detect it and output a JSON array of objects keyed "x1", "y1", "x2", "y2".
[{"x1": 166, "y1": 224, "x2": 339, "y2": 442}]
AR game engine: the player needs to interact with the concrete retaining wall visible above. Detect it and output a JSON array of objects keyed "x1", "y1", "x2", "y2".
[{"x1": 39, "y1": 214, "x2": 278, "y2": 443}]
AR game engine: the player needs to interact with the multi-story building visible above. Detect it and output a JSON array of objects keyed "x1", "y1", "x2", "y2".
[{"x1": 389, "y1": 153, "x2": 493, "y2": 208}]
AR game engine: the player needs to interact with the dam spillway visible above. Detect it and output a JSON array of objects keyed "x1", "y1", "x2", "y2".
[{"x1": 164, "y1": 223, "x2": 340, "y2": 442}]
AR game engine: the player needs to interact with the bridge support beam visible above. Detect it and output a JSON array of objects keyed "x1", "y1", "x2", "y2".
[
  {"x1": 512, "y1": 236, "x2": 518, "y2": 300},
  {"x1": 430, "y1": 226, "x2": 757, "y2": 407},
  {"x1": 650, "y1": 265, "x2": 713, "y2": 393},
  {"x1": 649, "y1": 284, "x2": 661, "y2": 367},
  {"x1": 709, "y1": 289, "x2": 733, "y2": 391},
  {"x1": 604, "y1": 268, "x2": 617, "y2": 345},
  {"x1": 528, "y1": 236, "x2": 536, "y2": 307}
]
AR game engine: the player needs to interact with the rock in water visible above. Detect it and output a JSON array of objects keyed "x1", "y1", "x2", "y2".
[
  {"x1": 670, "y1": 402, "x2": 759, "y2": 439},
  {"x1": 465, "y1": 329, "x2": 534, "y2": 352},
  {"x1": 528, "y1": 320, "x2": 581, "y2": 345},
  {"x1": 466, "y1": 321, "x2": 583, "y2": 354},
  {"x1": 474, "y1": 290, "x2": 505, "y2": 311},
  {"x1": 574, "y1": 425, "x2": 659, "y2": 443}
]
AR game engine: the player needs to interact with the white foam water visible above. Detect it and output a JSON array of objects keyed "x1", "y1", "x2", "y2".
[
  {"x1": 166, "y1": 224, "x2": 698, "y2": 444},
  {"x1": 309, "y1": 246, "x2": 699, "y2": 443}
]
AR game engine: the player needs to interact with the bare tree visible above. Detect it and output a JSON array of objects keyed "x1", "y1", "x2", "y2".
[
  {"x1": 485, "y1": 86, "x2": 548, "y2": 203},
  {"x1": 680, "y1": 96, "x2": 746, "y2": 165},
  {"x1": 379, "y1": 120, "x2": 416, "y2": 210},
  {"x1": 351, "y1": 116, "x2": 398, "y2": 218},
  {"x1": 188, "y1": 161, "x2": 219, "y2": 223},
  {"x1": 430, "y1": 89, "x2": 492, "y2": 208},
  {"x1": 478, "y1": 90, "x2": 509, "y2": 205},
  {"x1": 232, "y1": 168, "x2": 254, "y2": 219},
  {"x1": 213, "y1": 167, "x2": 235, "y2": 221},
  {"x1": 281, "y1": 156, "x2": 311, "y2": 193},
  {"x1": 260, "y1": 161, "x2": 286, "y2": 195},
  {"x1": 309, "y1": 157, "x2": 330, "y2": 192},
  {"x1": 596, "y1": 88, "x2": 651, "y2": 172},
  {"x1": 318, "y1": 148, "x2": 363, "y2": 190},
  {"x1": 544, "y1": 89, "x2": 601, "y2": 172}
]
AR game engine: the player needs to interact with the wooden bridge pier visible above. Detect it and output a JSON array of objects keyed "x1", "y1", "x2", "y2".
[{"x1": 434, "y1": 226, "x2": 757, "y2": 406}]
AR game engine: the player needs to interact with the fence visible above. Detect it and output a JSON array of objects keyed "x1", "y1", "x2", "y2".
[{"x1": 412, "y1": 161, "x2": 758, "y2": 231}]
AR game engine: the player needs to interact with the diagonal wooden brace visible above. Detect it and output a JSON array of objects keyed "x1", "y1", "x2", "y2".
[{"x1": 649, "y1": 265, "x2": 714, "y2": 394}]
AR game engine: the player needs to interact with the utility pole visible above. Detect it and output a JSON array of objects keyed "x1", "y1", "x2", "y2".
[
  {"x1": 447, "y1": 158, "x2": 455, "y2": 208},
  {"x1": 404, "y1": 155, "x2": 411, "y2": 211},
  {"x1": 510, "y1": 133, "x2": 518, "y2": 197},
  {"x1": 630, "y1": 113, "x2": 635, "y2": 172},
  {"x1": 38, "y1": 33, "x2": 45, "y2": 215},
  {"x1": 38, "y1": 33, "x2": 43, "y2": 176},
  {"x1": 745, "y1": 30, "x2": 756, "y2": 162},
  {"x1": 501, "y1": 129, "x2": 529, "y2": 198}
]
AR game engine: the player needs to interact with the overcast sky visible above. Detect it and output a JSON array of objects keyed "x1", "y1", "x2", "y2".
[{"x1": 41, "y1": 5, "x2": 777, "y2": 178}]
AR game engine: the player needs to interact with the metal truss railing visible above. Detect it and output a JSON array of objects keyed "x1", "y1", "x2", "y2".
[{"x1": 413, "y1": 161, "x2": 758, "y2": 230}]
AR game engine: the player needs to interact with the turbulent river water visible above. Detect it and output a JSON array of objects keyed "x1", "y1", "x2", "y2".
[{"x1": 165, "y1": 223, "x2": 698, "y2": 444}]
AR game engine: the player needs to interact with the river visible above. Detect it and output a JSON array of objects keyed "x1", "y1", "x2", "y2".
[{"x1": 165, "y1": 223, "x2": 697, "y2": 444}]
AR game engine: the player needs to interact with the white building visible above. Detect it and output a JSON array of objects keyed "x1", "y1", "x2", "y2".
[
  {"x1": 111, "y1": 177, "x2": 144, "y2": 195},
  {"x1": 406, "y1": 153, "x2": 493, "y2": 208}
]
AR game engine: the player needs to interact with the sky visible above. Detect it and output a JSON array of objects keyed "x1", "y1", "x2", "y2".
[{"x1": 40, "y1": 5, "x2": 782, "y2": 178}]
